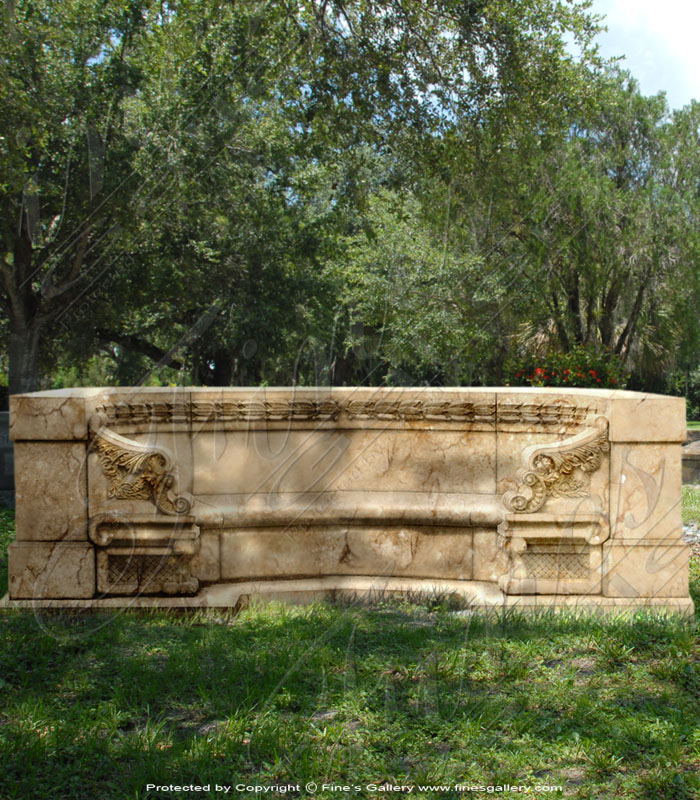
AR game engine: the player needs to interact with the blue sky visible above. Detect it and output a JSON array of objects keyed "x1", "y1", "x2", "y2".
[{"x1": 589, "y1": 0, "x2": 700, "y2": 110}]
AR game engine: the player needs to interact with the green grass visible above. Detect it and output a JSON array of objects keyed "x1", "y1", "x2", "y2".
[
  {"x1": 1, "y1": 509, "x2": 700, "y2": 799},
  {"x1": 683, "y1": 485, "x2": 700, "y2": 525},
  {"x1": 687, "y1": 422, "x2": 700, "y2": 430},
  {"x1": 0, "y1": 506, "x2": 14, "y2": 598}
]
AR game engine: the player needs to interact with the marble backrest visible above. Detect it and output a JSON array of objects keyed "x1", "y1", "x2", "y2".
[{"x1": 6, "y1": 387, "x2": 691, "y2": 612}]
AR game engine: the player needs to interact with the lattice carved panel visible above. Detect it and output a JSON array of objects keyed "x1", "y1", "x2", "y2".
[
  {"x1": 521, "y1": 550, "x2": 590, "y2": 580},
  {"x1": 97, "y1": 551, "x2": 198, "y2": 596}
]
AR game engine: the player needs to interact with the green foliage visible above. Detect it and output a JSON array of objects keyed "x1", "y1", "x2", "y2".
[
  {"x1": 682, "y1": 486, "x2": 700, "y2": 524},
  {"x1": 331, "y1": 189, "x2": 493, "y2": 385},
  {"x1": 506, "y1": 344, "x2": 629, "y2": 389},
  {"x1": 449, "y1": 68, "x2": 700, "y2": 389},
  {"x1": 2, "y1": 504, "x2": 700, "y2": 797},
  {"x1": 3, "y1": 1, "x2": 700, "y2": 397},
  {"x1": 1, "y1": 595, "x2": 700, "y2": 796},
  {"x1": 47, "y1": 353, "x2": 176, "y2": 389},
  {"x1": 0, "y1": 0, "x2": 162, "y2": 392},
  {"x1": 0, "y1": 0, "x2": 614, "y2": 392},
  {"x1": 666, "y1": 367, "x2": 700, "y2": 421},
  {"x1": 0, "y1": 507, "x2": 15, "y2": 597}
]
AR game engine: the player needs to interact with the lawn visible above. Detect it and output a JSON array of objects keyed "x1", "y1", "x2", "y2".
[{"x1": 1, "y1": 505, "x2": 700, "y2": 800}]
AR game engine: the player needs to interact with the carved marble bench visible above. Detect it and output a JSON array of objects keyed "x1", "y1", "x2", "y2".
[{"x1": 3, "y1": 387, "x2": 693, "y2": 614}]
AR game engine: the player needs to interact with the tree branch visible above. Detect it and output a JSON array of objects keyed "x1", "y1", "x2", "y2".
[
  {"x1": 615, "y1": 275, "x2": 649, "y2": 357},
  {"x1": 95, "y1": 329, "x2": 184, "y2": 370}
]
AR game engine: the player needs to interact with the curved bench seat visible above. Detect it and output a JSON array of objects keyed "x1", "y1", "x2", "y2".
[
  {"x1": 191, "y1": 491, "x2": 505, "y2": 529},
  {"x1": 5, "y1": 386, "x2": 692, "y2": 614}
]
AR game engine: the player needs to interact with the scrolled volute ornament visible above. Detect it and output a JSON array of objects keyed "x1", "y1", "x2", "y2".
[
  {"x1": 503, "y1": 417, "x2": 609, "y2": 513},
  {"x1": 88, "y1": 416, "x2": 192, "y2": 516}
]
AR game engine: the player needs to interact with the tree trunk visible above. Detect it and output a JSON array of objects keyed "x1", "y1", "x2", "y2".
[
  {"x1": 550, "y1": 290, "x2": 570, "y2": 351},
  {"x1": 567, "y1": 272, "x2": 584, "y2": 345},
  {"x1": 598, "y1": 279, "x2": 620, "y2": 349},
  {"x1": 211, "y1": 348, "x2": 234, "y2": 386},
  {"x1": 8, "y1": 323, "x2": 42, "y2": 395},
  {"x1": 615, "y1": 276, "x2": 649, "y2": 359}
]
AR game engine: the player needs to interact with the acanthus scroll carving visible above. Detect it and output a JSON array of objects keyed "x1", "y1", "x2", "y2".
[
  {"x1": 503, "y1": 417, "x2": 609, "y2": 513},
  {"x1": 89, "y1": 420, "x2": 192, "y2": 516}
]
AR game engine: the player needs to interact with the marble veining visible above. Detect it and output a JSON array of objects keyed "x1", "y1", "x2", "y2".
[{"x1": 4, "y1": 386, "x2": 692, "y2": 614}]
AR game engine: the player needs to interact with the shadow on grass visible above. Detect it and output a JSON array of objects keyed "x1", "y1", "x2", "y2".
[
  {"x1": 1, "y1": 601, "x2": 699, "y2": 799},
  {"x1": 1, "y1": 495, "x2": 699, "y2": 799}
]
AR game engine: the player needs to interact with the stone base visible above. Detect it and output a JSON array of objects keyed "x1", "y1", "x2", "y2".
[
  {"x1": 1, "y1": 578, "x2": 694, "y2": 616},
  {"x1": 6, "y1": 387, "x2": 693, "y2": 614},
  {"x1": 501, "y1": 594, "x2": 694, "y2": 615},
  {"x1": 8, "y1": 541, "x2": 95, "y2": 599}
]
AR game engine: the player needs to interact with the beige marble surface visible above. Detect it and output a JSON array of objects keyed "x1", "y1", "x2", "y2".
[
  {"x1": 8, "y1": 541, "x2": 94, "y2": 599},
  {"x1": 190, "y1": 531, "x2": 220, "y2": 583},
  {"x1": 191, "y1": 428, "x2": 497, "y2": 496},
  {"x1": 219, "y1": 525, "x2": 474, "y2": 581},
  {"x1": 608, "y1": 392, "x2": 686, "y2": 442},
  {"x1": 602, "y1": 542, "x2": 690, "y2": 598},
  {"x1": 2, "y1": 585, "x2": 694, "y2": 616},
  {"x1": 6, "y1": 386, "x2": 692, "y2": 613},
  {"x1": 10, "y1": 390, "x2": 93, "y2": 440},
  {"x1": 608, "y1": 443, "x2": 683, "y2": 543},
  {"x1": 14, "y1": 442, "x2": 88, "y2": 541}
]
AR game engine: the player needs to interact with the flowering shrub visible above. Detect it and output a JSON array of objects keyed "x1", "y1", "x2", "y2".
[{"x1": 507, "y1": 345, "x2": 628, "y2": 389}]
